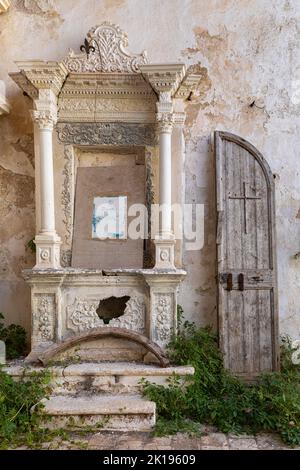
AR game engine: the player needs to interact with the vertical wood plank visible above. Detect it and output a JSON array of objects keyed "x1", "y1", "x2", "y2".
[{"x1": 215, "y1": 131, "x2": 279, "y2": 378}]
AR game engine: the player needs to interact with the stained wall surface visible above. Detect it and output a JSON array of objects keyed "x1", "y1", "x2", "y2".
[{"x1": 0, "y1": 0, "x2": 299, "y2": 340}]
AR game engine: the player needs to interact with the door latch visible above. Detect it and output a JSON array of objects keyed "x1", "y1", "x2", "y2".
[
  {"x1": 238, "y1": 273, "x2": 245, "y2": 291},
  {"x1": 227, "y1": 273, "x2": 233, "y2": 291}
]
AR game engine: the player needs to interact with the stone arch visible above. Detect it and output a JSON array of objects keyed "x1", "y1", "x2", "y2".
[{"x1": 38, "y1": 327, "x2": 170, "y2": 367}]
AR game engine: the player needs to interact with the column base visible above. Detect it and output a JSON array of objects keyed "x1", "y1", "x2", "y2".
[
  {"x1": 34, "y1": 233, "x2": 61, "y2": 269},
  {"x1": 154, "y1": 237, "x2": 175, "y2": 270},
  {"x1": 143, "y1": 269, "x2": 186, "y2": 350}
]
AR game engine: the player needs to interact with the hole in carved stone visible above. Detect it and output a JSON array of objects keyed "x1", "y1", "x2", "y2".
[{"x1": 96, "y1": 296, "x2": 130, "y2": 324}]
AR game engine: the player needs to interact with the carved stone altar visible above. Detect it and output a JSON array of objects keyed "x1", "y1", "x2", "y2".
[{"x1": 10, "y1": 23, "x2": 200, "y2": 364}]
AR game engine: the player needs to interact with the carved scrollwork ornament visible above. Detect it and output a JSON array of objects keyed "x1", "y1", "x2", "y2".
[
  {"x1": 160, "y1": 249, "x2": 169, "y2": 261},
  {"x1": 57, "y1": 122, "x2": 156, "y2": 146},
  {"x1": 63, "y1": 22, "x2": 148, "y2": 74},
  {"x1": 61, "y1": 146, "x2": 74, "y2": 245},
  {"x1": 40, "y1": 249, "x2": 50, "y2": 261}
]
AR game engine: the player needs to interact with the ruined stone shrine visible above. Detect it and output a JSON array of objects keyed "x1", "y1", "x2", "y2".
[
  {"x1": 10, "y1": 22, "x2": 204, "y2": 361},
  {"x1": 8, "y1": 23, "x2": 200, "y2": 429},
  {"x1": 6, "y1": 21, "x2": 279, "y2": 430}
]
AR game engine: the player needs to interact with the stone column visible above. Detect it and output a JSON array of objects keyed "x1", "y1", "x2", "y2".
[
  {"x1": 158, "y1": 114, "x2": 173, "y2": 235},
  {"x1": 32, "y1": 110, "x2": 61, "y2": 268},
  {"x1": 154, "y1": 108, "x2": 176, "y2": 269},
  {"x1": 139, "y1": 64, "x2": 188, "y2": 270}
]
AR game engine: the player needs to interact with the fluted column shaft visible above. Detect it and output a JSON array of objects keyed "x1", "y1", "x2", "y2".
[
  {"x1": 34, "y1": 113, "x2": 56, "y2": 233},
  {"x1": 157, "y1": 114, "x2": 174, "y2": 238},
  {"x1": 154, "y1": 112, "x2": 175, "y2": 269}
]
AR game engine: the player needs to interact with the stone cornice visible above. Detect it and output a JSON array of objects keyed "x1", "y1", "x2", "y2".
[
  {"x1": 9, "y1": 71, "x2": 39, "y2": 100},
  {"x1": 60, "y1": 72, "x2": 155, "y2": 96},
  {"x1": 0, "y1": 0, "x2": 10, "y2": 13},
  {"x1": 57, "y1": 72, "x2": 156, "y2": 123},
  {"x1": 174, "y1": 73, "x2": 202, "y2": 99},
  {"x1": 140, "y1": 64, "x2": 186, "y2": 97},
  {"x1": 12, "y1": 61, "x2": 68, "y2": 96}
]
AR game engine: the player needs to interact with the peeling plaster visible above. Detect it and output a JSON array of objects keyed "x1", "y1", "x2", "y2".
[
  {"x1": 0, "y1": 0, "x2": 299, "y2": 341},
  {"x1": 13, "y1": 0, "x2": 59, "y2": 16}
]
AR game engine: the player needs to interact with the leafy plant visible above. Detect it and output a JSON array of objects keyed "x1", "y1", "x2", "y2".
[
  {"x1": 26, "y1": 238, "x2": 36, "y2": 254},
  {"x1": 153, "y1": 417, "x2": 201, "y2": 437},
  {"x1": 0, "y1": 366, "x2": 111, "y2": 449},
  {"x1": 142, "y1": 308, "x2": 300, "y2": 446},
  {"x1": 0, "y1": 313, "x2": 27, "y2": 359},
  {"x1": 0, "y1": 367, "x2": 52, "y2": 449}
]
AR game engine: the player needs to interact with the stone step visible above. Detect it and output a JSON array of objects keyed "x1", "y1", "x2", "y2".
[
  {"x1": 39, "y1": 394, "x2": 156, "y2": 432},
  {"x1": 7, "y1": 362, "x2": 194, "y2": 396},
  {"x1": 52, "y1": 363, "x2": 194, "y2": 395}
]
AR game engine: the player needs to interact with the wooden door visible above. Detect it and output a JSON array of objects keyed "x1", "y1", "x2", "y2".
[{"x1": 215, "y1": 131, "x2": 279, "y2": 378}]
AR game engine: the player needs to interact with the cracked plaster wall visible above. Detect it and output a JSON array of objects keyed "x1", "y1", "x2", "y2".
[{"x1": 0, "y1": 0, "x2": 299, "y2": 341}]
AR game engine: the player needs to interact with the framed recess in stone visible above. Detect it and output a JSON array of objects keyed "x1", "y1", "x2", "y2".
[
  {"x1": 92, "y1": 195, "x2": 127, "y2": 240},
  {"x1": 71, "y1": 148, "x2": 146, "y2": 269}
]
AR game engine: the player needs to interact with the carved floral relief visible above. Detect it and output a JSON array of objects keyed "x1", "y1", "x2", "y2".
[
  {"x1": 67, "y1": 296, "x2": 146, "y2": 335},
  {"x1": 33, "y1": 294, "x2": 55, "y2": 341},
  {"x1": 154, "y1": 293, "x2": 174, "y2": 344},
  {"x1": 57, "y1": 122, "x2": 156, "y2": 146}
]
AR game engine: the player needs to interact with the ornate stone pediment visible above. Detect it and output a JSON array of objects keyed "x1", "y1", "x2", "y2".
[{"x1": 63, "y1": 22, "x2": 148, "y2": 74}]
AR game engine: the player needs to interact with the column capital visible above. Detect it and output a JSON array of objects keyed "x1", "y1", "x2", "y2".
[
  {"x1": 31, "y1": 109, "x2": 57, "y2": 130},
  {"x1": 156, "y1": 112, "x2": 174, "y2": 133}
]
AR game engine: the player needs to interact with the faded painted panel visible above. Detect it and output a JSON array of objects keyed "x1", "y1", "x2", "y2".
[{"x1": 72, "y1": 163, "x2": 145, "y2": 269}]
